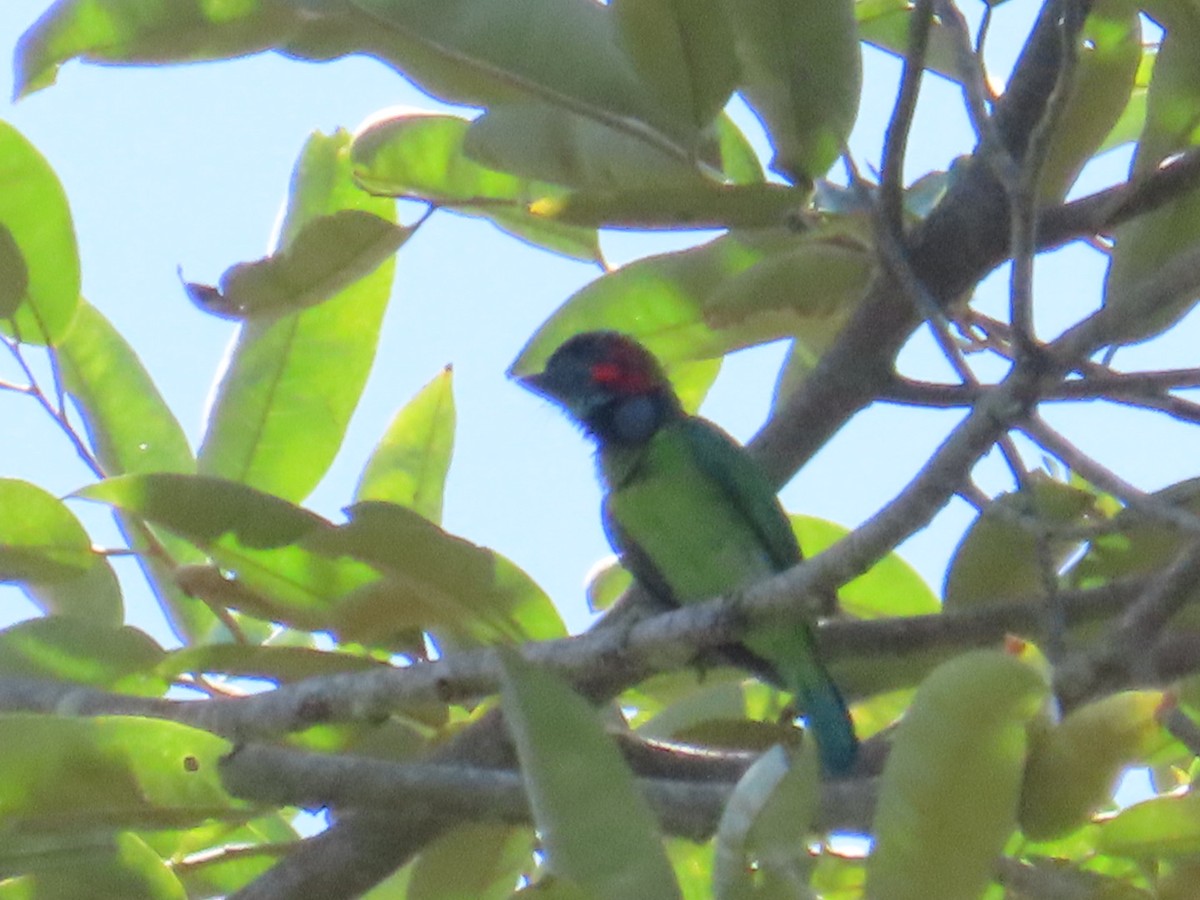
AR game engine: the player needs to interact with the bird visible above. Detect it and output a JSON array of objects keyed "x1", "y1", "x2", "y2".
[{"x1": 518, "y1": 330, "x2": 857, "y2": 774}]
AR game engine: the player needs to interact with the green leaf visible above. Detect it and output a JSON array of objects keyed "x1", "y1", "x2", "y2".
[
  {"x1": 156, "y1": 643, "x2": 388, "y2": 685},
  {"x1": 857, "y1": 1, "x2": 976, "y2": 86},
  {"x1": 1069, "y1": 479, "x2": 1200, "y2": 632},
  {"x1": 198, "y1": 129, "x2": 397, "y2": 503},
  {"x1": 584, "y1": 556, "x2": 630, "y2": 614},
  {"x1": 0, "y1": 121, "x2": 79, "y2": 345},
  {"x1": 636, "y1": 679, "x2": 754, "y2": 742},
  {"x1": 703, "y1": 226, "x2": 872, "y2": 355},
  {"x1": 78, "y1": 474, "x2": 326, "y2": 550},
  {"x1": 612, "y1": 0, "x2": 738, "y2": 132},
  {"x1": 723, "y1": 0, "x2": 861, "y2": 182},
  {"x1": 6, "y1": 831, "x2": 187, "y2": 900},
  {"x1": 1020, "y1": 691, "x2": 1167, "y2": 841},
  {"x1": 350, "y1": 112, "x2": 601, "y2": 262},
  {"x1": 1098, "y1": 793, "x2": 1200, "y2": 857},
  {"x1": 355, "y1": 365, "x2": 456, "y2": 524},
  {"x1": 408, "y1": 823, "x2": 533, "y2": 900},
  {"x1": 77, "y1": 474, "x2": 378, "y2": 635},
  {"x1": 789, "y1": 515, "x2": 939, "y2": 618},
  {"x1": 59, "y1": 300, "x2": 194, "y2": 477},
  {"x1": 1097, "y1": 43, "x2": 1156, "y2": 153},
  {"x1": 186, "y1": 210, "x2": 411, "y2": 319},
  {"x1": 1037, "y1": 0, "x2": 1142, "y2": 202},
  {"x1": 351, "y1": 0, "x2": 693, "y2": 144},
  {"x1": 14, "y1": 0, "x2": 298, "y2": 97},
  {"x1": 0, "y1": 225, "x2": 29, "y2": 318},
  {"x1": 0, "y1": 479, "x2": 121, "y2": 623},
  {"x1": 314, "y1": 501, "x2": 565, "y2": 646},
  {"x1": 497, "y1": 650, "x2": 681, "y2": 900},
  {"x1": 23, "y1": 554, "x2": 124, "y2": 628},
  {"x1": 465, "y1": 102, "x2": 701, "y2": 190},
  {"x1": 509, "y1": 229, "x2": 799, "y2": 375},
  {"x1": 944, "y1": 477, "x2": 1098, "y2": 611},
  {"x1": 56, "y1": 299, "x2": 212, "y2": 638},
  {"x1": 0, "y1": 713, "x2": 242, "y2": 834},
  {"x1": 0, "y1": 618, "x2": 165, "y2": 694},
  {"x1": 168, "y1": 815, "x2": 297, "y2": 897},
  {"x1": 1103, "y1": 13, "x2": 1200, "y2": 344},
  {"x1": 712, "y1": 744, "x2": 820, "y2": 899},
  {"x1": 714, "y1": 113, "x2": 765, "y2": 185},
  {"x1": 530, "y1": 181, "x2": 813, "y2": 230},
  {"x1": 867, "y1": 651, "x2": 1048, "y2": 900}
]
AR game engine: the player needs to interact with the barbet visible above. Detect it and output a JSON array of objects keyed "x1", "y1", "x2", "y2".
[{"x1": 519, "y1": 331, "x2": 857, "y2": 774}]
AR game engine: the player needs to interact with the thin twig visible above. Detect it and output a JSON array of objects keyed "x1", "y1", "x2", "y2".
[
  {"x1": 880, "y1": 0, "x2": 935, "y2": 234},
  {"x1": 1020, "y1": 413, "x2": 1200, "y2": 534},
  {"x1": 934, "y1": 0, "x2": 995, "y2": 139},
  {"x1": 1006, "y1": 1, "x2": 1088, "y2": 356},
  {"x1": 0, "y1": 336, "x2": 104, "y2": 479}
]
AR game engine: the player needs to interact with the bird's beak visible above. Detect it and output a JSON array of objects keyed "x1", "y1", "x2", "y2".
[{"x1": 516, "y1": 371, "x2": 551, "y2": 398}]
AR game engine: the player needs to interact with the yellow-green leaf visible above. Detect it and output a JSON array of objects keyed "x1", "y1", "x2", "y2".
[
  {"x1": 355, "y1": 366, "x2": 456, "y2": 524},
  {"x1": 498, "y1": 650, "x2": 681, "y2": 900}
]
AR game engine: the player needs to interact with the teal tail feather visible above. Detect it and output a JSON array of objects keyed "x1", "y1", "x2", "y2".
[{"x1": 800, "y1": 674, "x2": 858, "y2": 775}]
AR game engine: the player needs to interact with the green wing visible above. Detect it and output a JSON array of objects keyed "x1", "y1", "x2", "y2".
[{"x1": 676, "y1": 417, "x2": 801, "y2": 572}]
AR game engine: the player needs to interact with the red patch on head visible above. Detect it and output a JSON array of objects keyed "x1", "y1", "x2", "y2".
[{"x1": 589, "y1": 340, "x2": 657, "y2": 394}]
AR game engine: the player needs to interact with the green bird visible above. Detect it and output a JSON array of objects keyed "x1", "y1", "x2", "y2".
[{"x1": 519, "y1": 331, "x2": 857, "y2": 774}]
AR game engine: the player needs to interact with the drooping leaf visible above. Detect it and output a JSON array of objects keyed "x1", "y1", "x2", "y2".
[
  {"x1": 612, "y1": 0, "x2": 738, "y2": 132},
  {"x1": 355, "y1": 365, "x2": 456, "y2": 524},
  {"x1": 351, "y1": 0, "x2": 694, "y2": 145},
  {"x1": 867, "y1": 650, "x2": 1049, "y2": 900},
  {"x1": 1021, "y1": 691, "x2": 1167, "y2": 841},
  {"x1": 722, "y1": 0, "x2": 861, "y2": 182},
  {"x1": 1103, "y1": 13, "x2": 1200, "y2": 344},
  {"x1": 1037, "y1": 0, "x2": 1142, "y2": 202},
  {"x1": 198, "y1": 129, "x2": 397, "y2": 503},
  {"x1": 78, "y1": 473, "x2": 327, "y2": 550},
  {"x1": 185, "y1": 210, "x2": 410, "y2": 319},
  {"x1": 498, "y1": 649, "x2": 681, "y2": 900},
  {"x1": 350, "y1": 111, "x2": 601, "y2": 261},
  {"x1": 0, "y1": 121, "x2": 79, "y2": 344}
]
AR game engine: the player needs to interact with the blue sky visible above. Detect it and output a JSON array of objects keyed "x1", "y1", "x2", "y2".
[{"x1": 2, "y1": 1, "x2": 1197, "y2": 648}]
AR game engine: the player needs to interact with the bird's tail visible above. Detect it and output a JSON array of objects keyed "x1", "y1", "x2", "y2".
[
  {"x1": 797, "y1": 666, "x2": 859, "y2": 775},
  {"x1": 744, "y1": 627, "x2": 859, "y2": 774}
]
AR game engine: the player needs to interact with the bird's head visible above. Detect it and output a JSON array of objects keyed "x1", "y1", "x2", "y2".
[{"x1": 518, "y1": 331, "x2": 680, "y2": 443}]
